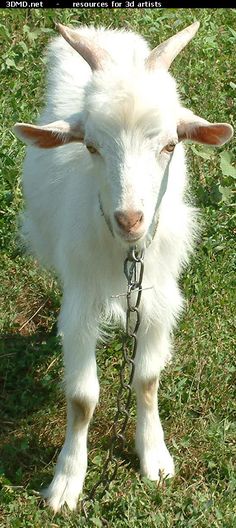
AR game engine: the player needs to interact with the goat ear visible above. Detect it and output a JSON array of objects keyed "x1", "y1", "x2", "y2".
[
  {"x1": 13, "y1": 120, "x2": 84, "y2": 148},
  {"x1": 177, "y1": 110, "x2": 233, "y2": 146}
]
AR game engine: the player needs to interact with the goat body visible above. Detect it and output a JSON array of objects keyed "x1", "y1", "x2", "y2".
[{"x1": 14, "y1": 22, "x2": 233, "y2": 512}]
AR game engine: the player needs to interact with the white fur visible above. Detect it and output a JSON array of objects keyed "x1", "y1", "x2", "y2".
[{"x1": 19, "y1": 26, "x2": 201, "y2": 512}]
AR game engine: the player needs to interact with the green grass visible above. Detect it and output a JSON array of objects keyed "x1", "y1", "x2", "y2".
[{"x1": 0, "y1": 8, "x2": 235, "y2": 528}]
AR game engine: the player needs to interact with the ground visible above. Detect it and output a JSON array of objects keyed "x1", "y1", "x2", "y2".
[{"x1": 0, "y1": 8, "x2": 235, "y2": 528}]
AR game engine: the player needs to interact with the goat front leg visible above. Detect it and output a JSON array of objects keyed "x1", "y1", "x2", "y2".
[
  {"x1": 133, "y1": 327, "x2": 175, "y2": 481},
  {"x1": 44, "y1": 296, "x2": 99, "y2": 512}
]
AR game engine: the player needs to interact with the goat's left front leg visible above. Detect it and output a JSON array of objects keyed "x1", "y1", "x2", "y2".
[{"x1": 133, "y1": 326, "x2": 175, "y2": 481}]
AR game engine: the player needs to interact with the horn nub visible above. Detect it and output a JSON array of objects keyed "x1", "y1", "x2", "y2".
[
  {"x1": 55, "y1": 22, "x2": 112, "y2": 71},
  {"x1": 146, "y1": 21, "x2": 200, "y2": 71}
]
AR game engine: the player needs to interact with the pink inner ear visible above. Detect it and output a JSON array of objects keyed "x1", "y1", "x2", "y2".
[
  {"x1": 20, "y1": 125, "x2": 67, "y2": 148},
  {"x1": 178, "y1": 122, "x2": 233, "y2": 146},
  {"x1": 190, "y1": 124, "x2": 231, "y2": 145},
  {"x1": 14, "y1": 121, "x2": 85, "y2": 148}
]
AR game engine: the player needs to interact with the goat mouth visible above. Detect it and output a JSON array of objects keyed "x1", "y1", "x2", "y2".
[{"x1": 116, "y1": 230, "x2": 145, "y2": 244}]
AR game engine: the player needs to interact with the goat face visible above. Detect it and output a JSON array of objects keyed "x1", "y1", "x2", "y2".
[
  {"x1": 83, "y1": 71, "x2": 180, "y2": 247},
  {"x1": 88, "y1": 132, "x2": 170, "y2": 246}
]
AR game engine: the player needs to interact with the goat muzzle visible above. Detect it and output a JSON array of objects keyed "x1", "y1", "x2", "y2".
[{"x1": 114, "y1": 210, "x2": 144, "y2": 236}]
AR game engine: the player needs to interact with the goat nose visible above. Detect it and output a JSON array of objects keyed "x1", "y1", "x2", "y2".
[{"x1": 114, "y1": 210, "x2": 144, "y2": 233}]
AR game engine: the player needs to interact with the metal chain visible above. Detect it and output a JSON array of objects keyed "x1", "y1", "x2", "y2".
[{"x1": 81, "y1": 246, "x2": 145, "y2": 516}]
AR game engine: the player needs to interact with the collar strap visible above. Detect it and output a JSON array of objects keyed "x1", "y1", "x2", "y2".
[
  {"x1": 145, "y1": 152, "x2": 173, "y2": 248},
  {"x1": 99, "y1": 195, "x2": 114, "y2": 238}
]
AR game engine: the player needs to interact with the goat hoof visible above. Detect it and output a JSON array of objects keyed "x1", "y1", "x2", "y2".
[
  {"x1": 42, "y1": 474, "x2": 84, "y2": 513},
  {"x1": 140, "y1": 445, "x2": 175, "y2": 481}
]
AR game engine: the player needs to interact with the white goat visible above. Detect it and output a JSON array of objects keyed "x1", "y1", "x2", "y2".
[{"x1": 14, "y1": 22, "x2": 233, "y2": 512}]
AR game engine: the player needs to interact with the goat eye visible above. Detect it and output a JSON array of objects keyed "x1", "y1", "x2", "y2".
[
  {"x1": 86, "y1": 144, "x2": 98, "y2": 154},
  {"x1": 162, "y1": 142, "x2": 176, "y2": 154}
]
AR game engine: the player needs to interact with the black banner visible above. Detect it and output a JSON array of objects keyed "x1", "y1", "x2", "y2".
[{"x1": 0, "y1": 0, "x2": 233, "y2": 8}]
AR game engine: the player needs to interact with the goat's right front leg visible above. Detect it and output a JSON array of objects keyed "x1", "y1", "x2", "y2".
[{"x1": 44, "y1": 297, "x2": 99, "y2": 513}]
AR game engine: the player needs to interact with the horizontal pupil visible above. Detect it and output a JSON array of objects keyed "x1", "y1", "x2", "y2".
[
  {"x1": 86, "y1": 145, "x2": 97, "y2": 153},
  {"x1": 164, "y1": 143, "x2": 175, "y2": 152}
]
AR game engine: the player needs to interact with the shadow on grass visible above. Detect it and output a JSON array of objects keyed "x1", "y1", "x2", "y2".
[
  {"x1": 0, "y1": 330, "x2": 139, "y2": 492},
  {"x1": 0, "y1": 330, "x2": 64, "y2": 486},
  {"x1": 1, "y1": 329, "x2": 61, "y2": 419}
]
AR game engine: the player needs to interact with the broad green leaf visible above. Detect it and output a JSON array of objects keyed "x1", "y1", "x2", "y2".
[
  {"x1": 5, "y1": 58, "x2": 16, "y2": 69},
  {"x1": 218, "y1": 185, "x2": 234, "y2": 202},
  {"x1": 5, "y1": 57, "x2": 23, "y2": 71},
  {"x1": 190, "y1": 145, "x2": 213, "y2": 160},
  {"x1": 91, "y1": 455, "x2": 102, "y2": 466},
  {"x1": 220, "y1": 151, "x2": 232, "y2": 163},
  {"x1": 18, "y1": 41, "x2": 28, "y2": 54},
  {"x1": 91, "y1": 518, "x2": 103, "y2": 528},
  {"x1": 220, "y1": 152, "x2": 236, "y2": 179}
]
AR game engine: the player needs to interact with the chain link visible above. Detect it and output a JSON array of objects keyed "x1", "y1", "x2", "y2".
[{"x1": 81, "y1": 247, "x2": 145, "y2": 516}]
